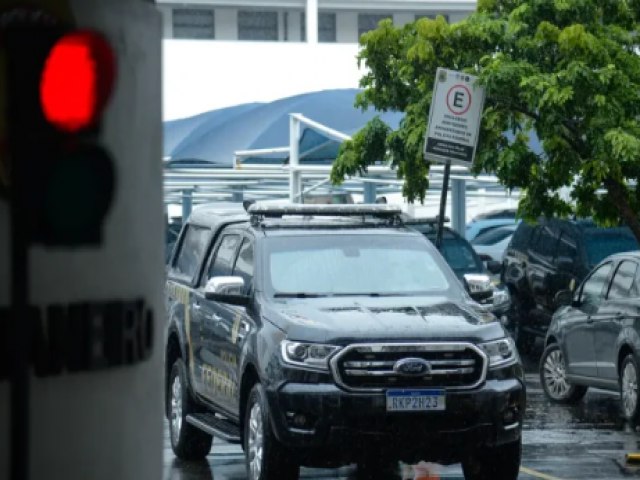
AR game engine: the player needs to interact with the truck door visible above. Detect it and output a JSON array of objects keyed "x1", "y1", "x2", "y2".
[{"x1": 198, "y1": 231, "x2": 241, "y2": 410}]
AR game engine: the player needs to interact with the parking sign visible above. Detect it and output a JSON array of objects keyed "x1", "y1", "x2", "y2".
[{"x1": 424, "y1": 68, "x2": 485, "y2": 166}]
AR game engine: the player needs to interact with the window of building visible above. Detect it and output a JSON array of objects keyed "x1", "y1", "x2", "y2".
[
  {"x1": 172, "y1": 8, "x2": 215, "y2": 39},
  {"x1": 300, "y1": 12, "x2": 336, "y2": 42},
  {"x1": 319, "y1": 12, "x2": 336, "y2": 42},
  {"x1": 358, "y1": 14, "x2": 392, "y2": 38},
  {"x1": 415, "y1": 13, "x2": 450, "y2": 22},
  {"x1": 238, "y1": 11, "x2": 278, "y2": 41}
]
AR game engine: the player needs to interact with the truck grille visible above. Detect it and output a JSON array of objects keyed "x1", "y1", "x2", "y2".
[{"x1": 330, "y1": 343, "x2": 487, "y2": 392}]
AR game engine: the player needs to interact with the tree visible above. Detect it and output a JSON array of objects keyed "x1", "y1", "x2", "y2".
[{"x1": 330, "y1": 0, "x2": 640, "y2": 240}]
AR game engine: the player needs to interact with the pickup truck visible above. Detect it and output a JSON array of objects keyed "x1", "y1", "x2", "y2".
[{"x1": 164, "y1": 203, "x2": 525, "y2": 480}]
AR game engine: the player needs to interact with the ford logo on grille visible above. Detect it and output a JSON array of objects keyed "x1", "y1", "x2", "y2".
[{"x1": 394, "y1": 358, "x2": 431, "y2": 376}]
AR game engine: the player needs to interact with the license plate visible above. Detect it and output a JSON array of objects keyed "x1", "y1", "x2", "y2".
[{"x1": 386, "y1": 389, "x2": 445, "y2": 412}]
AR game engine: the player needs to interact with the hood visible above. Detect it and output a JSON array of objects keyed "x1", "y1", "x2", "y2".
[{"x1": 262, "y1": 296, "x2": 506, "y2": 345}]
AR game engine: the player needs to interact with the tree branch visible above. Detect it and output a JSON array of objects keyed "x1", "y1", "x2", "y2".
[{"x1": 604, "y1": 177, "x2": 640, "y2": 243}]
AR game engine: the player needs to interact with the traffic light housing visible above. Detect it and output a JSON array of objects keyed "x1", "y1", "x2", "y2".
[{"x1": 5, "y1": 22, "x2": 117, "y2": 246}]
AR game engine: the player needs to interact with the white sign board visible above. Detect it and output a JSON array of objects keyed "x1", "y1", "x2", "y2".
[{"x1": 424, "y1": 68, "x2": 485, "y2": 165}]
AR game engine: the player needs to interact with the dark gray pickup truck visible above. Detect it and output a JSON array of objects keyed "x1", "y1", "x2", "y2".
[{"x1": 165, "y1": 203, "x2": 526, "y2": 480}]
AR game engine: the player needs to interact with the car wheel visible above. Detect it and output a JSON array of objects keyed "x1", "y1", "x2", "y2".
[
  {"x1": 620, "y1": 354, "x2": 640, "y2": 424},
  {"x1": 539, "y1": 343, "x2": 587, "y2": 404},
  {"x1": 168, "y1": 358, "x2": 213, "y2": 460},
  {"x1": 245, "y1": 383, "x2": 299, "y2": 480},
  {"x1": 461, "y1": 438, "x2": 521, "y2": 480}
]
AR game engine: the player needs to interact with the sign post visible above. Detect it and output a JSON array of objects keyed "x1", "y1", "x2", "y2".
[{"x1": 423, "y1": 68, "x2": 485, "y2": 249}]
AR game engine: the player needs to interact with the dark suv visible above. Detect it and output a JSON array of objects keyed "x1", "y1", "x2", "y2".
[
  {"x1": 165, "y1": 203, "x2": 525, "y2": 480},
  {"x1": 503, "y1": 218, "x2": 639, "y2": 351},
  {"x1": 405, "y1": 219, "x2": 511, "y2": 322}
]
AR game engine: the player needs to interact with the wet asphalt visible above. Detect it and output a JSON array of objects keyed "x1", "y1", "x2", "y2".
[{"x1": 163, "y1": 343, "x2": 640, "y2": 480}]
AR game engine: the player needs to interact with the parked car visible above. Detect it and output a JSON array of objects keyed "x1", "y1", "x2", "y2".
[
  {"x1": 503, "y1": 218, "x2": 640, "y2": 352},
  {"x1": 466, "y1": 218, "x2": 519, "y2": 242},
  {"x1": 165, "y1": 203, "x2": 525, "y2": 480},
  {"x1": 473, "y1": 208, "x2": 518, "y2": 221},
  {"x1": 472, "y1": 224, "x2": 519, "y2": 262},
  {"x1": 405, "y1": 218, "x2": 511, "y2": 322},
  {"x1": 540, "y1": 251, "x2": 640, "y2": 424}
]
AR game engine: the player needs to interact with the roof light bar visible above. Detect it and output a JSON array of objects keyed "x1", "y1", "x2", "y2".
[
  {"x1": 401, "y1": 215, "x2": 451, "y2": 225},
  {"x1": 247, "y1": 203, "x2": 402, "y2": 218}
]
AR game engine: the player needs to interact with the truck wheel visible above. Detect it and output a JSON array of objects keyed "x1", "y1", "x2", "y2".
[
  {"x1": 539, "y1": 343, "x2": 587, "y2": 404},
  {"x1": 168, "y1": 358, "x2": 213, "y2": 460},
  {"x1": 620, "y1": 354, "x2": 640, "y2": 425},
  {"x1": 244, "y1": 383, "x2": 299, "y2": 480},
  {"x1": 462, "y1": 438, "x2": 521, "y2": 480}
]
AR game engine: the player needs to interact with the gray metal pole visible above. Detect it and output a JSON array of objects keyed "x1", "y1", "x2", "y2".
[
  {"x1": 435, "y1": 161, "x2": 451, "y2": 250},
  {"x1": 363, "y1": 182, "x2": 377, "y2": 203},
  {"x1": 289, "y1": 115, "x2": 302, "y2": 203},
  {"x1": 182, "y1": 189, "x2": 193, "y2": 220},
  {"x1": 451, "y1": 178, "x2": 466, "y2": 235}
]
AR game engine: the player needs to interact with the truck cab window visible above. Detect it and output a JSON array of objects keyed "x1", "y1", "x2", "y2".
[
  {"x1": 207, "y1": 234, "x2": 240, "y2": 279},
  {"x1": 232, "y1": 239, "x2": 254, "y2": 294}
]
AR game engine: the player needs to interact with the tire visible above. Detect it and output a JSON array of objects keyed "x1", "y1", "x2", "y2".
[
  {"x1": 462, "y1": 438, "x2": 521, "y2": 480},
  {"x1": 620, "y1": 354, "x2": 640, "y2": 425},
  {"x1": 539, "y1": 343, "x2": 587, "y2": 404},
  {"x1": 168, "y1": 358, "x2": 213, "y2": 460},
  {"x1": 244, "y1": 383, "x2": 299, "y2": 480}
]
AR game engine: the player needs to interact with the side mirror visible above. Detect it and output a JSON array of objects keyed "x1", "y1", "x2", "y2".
[
  {"x1": 463, "y1": 273, "x2": 493, "y2": 302},
  {"x1": 204, "y1": 276, "x2": 249, "y2": 306},
  {"x1": 486, "y1": 260, "x2": 502, "y2": 275},
  {"x1": 554, "y1": 289, "x2": 574, "y2": 309}
]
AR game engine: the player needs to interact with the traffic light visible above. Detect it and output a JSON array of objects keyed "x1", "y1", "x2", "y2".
[{"x1": 5, "y1": 23, "x2": 117, "y2": 246}]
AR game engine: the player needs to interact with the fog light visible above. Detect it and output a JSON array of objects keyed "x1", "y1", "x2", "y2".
[{"x1": 293, "y1": 414, "x2": 307, "y2": 428}]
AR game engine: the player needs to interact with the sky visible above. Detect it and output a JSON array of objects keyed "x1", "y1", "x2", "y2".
[{"x1": 162, "y1": 40, "x2": 365, "y2": 121}]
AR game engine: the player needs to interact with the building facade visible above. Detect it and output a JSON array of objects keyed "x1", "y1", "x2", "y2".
[{"x1": 156, "y1": 0, "x2": 476, "y2": 43}]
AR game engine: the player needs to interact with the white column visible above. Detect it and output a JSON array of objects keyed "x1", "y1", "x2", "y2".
[
  {"x1": 306, "y1": 0, "x2": 318, "y2": 44},
  {"x1": 289, "y1": 114, "x2": 302, "y2": 202}
]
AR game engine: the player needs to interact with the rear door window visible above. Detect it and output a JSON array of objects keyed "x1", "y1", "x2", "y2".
[
  {"x1": 608, "y1": 261, "x2": 639, "y2": 299},
  {"x1": 173, "y1": 225, "x2": 210, "y2": 283}
]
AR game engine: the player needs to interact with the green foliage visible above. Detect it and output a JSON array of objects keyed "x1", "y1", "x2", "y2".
[{"x1": 331, "y1": 0, "x2": 640, "y2": 236}]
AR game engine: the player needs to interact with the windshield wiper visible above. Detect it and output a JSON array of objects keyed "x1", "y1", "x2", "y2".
[
  {"x1": 273, "y1": 292, "x2": 328, "y2": 298},
  {"x1": 328, "y1": 292, "x2": 405, "y2": 297}
]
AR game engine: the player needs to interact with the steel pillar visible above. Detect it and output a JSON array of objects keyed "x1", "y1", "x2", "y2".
[
  {"x1": 451, "y1": 178, "x2": 466, "y2": 236},
  {"x1": 182, "y1": 189, "x2": 193, "y2": 220}
]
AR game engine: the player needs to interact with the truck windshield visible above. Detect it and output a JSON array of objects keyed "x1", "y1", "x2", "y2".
[
  {"x1": 266, "y1": 234, "x2": 452, "y2": 297},
  {"x1": 584, "y1": 229, "x2": 639, "y2": 266}
]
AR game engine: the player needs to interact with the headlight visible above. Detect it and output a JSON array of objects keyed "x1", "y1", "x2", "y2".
[
  {"x1": 281, "y1": 340, "x2": 341, "y2": 371},
  {"x1": 492, "y1": 286, "x2": 511, "y2": 309},
  {"x1": 480, "y1": 337, "x2": 518, "y2": 368}
]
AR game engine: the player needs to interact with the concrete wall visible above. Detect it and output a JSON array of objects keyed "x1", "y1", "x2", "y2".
[{"x1": 0, "y1": 1, "x2": 164, "y2": 479}]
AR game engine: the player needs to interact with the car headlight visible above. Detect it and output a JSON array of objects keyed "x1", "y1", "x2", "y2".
[
  {"x1": 492, "y1": 286, "x2": 511, "y2": 310},
  {"x1": 480, "y1": 337, "x2": 518, "y2": 368},
  {"x1": 281, "y1": 340, "x2": 341, "y2": 371}
]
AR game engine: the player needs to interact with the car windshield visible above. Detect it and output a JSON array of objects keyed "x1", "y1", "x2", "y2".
[
  {"x1": 265, "y1": 234, "x2": 453, "y2": 296},
  {"x1": 471, "y1": 227, "x2": 515, "y2": 246},
  {"x1": 584, "y1": 229, "x2": 640, "y2": 266},
  {"x1": 438, "y1": 236, "x2": 485, "y2": 277}
]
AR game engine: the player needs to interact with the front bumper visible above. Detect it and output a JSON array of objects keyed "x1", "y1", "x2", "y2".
[{"x1": 266, "y1": 373, "x2": 525, "y2": 465}]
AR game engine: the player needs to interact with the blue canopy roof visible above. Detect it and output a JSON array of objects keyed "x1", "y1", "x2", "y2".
[{"x1": 163, "y1": 89, "x2": 404, "y2": 168}]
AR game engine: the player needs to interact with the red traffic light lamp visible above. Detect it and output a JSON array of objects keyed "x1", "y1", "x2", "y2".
[{"x1": 40, "y1": 30, "x2": 116, "y2": 133}]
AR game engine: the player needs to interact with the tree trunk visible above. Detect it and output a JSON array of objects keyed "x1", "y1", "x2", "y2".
[{"x1": 604, "y1": 178, "x2": 640, "y2": 243}]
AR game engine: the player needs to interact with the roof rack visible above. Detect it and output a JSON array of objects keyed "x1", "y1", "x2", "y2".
[{"x1": 246, "y1": 203, "x2": 403, "y2": 227}]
